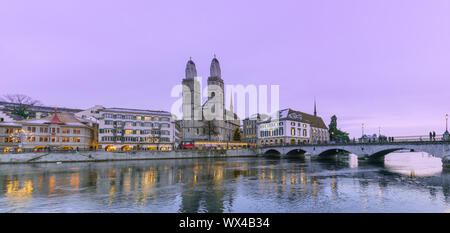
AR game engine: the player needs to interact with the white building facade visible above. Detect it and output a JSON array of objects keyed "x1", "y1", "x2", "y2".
[
  {"x1": 258, "y1": 108, "x2": 329, "y2": 146},
  {"x1": 77, "y1": 105, "x2": 176, "y2": 151},
  {"x1": 0, "y1": 112, "x2": 94, "y2": 152}
]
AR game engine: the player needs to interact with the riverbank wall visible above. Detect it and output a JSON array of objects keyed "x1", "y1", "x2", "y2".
[{"x1": 0, "y1": 149, "x2": 259, "y2": 164}]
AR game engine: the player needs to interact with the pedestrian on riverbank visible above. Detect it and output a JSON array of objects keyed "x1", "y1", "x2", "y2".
[
  {"x1": 433, "y1": 131, "x2": 436, "y2": 141},
  {"x1": 429, "y1": 132, "x2": 433, "y2": 141}
]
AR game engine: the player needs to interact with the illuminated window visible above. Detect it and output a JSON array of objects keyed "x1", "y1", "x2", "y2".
[
  {"x1": 291, "y1": 127, "x2": 295, "y2": 136},
  {"x1": 73, "y1": 137, "x2": 81, "y2": 142},
  {"x1": 73, "y1": 128, "x2": 81, "y2": 134},
  {"x1": 62, "y1": 137, "x2": 70, "y2": 142},
  {"x1": 62, "y1": 128, "x2": 70, "y2": 134},
  {"x1": 303, "y1": 129, "x2": 307, "y2": 137}
]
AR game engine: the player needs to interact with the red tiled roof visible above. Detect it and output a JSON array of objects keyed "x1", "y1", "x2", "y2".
[{"x1": 49, "y1": 112, "x2": 64, "y2": 124}]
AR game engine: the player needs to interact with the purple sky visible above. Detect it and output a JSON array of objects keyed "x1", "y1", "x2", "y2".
[{"x1": 1, "y1": 0, "x2": 449, "y2": 138}]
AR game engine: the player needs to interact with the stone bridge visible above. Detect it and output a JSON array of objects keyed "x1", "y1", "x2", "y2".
[{"x1": 259, "y1": 141, "x2": 450, "y2": 162}]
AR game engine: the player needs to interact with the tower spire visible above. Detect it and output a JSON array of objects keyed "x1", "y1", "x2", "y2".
[
  {"x1": 230, "y1": 91, "x2": 234, "y2": 114},
  {"x1": 314, "y1": 97, "x2": 317, "y2": 116}
]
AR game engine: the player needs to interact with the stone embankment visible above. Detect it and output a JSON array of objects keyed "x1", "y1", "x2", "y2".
[
  {"x1": 0, "y1": 149, "x2": 258, "y2": 164},
  {"x1": 442, "y1": 156, "x2": 450, "y2": 168}
]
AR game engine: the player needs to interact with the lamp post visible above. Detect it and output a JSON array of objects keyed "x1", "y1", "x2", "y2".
[
  {"x1": 378, "y1": 127, "x2": 381, "y2": 136},
  {"x1": 443, "y1": 114, "x2": 449, "y2": 141},
  {"x1": 361, "y1": 123, "x2": 364, "y2": 137},
  {"x1": 446, "y1": 114, "x2": 448, "y2": 132}
]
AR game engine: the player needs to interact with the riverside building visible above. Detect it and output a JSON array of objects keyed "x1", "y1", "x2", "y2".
[
  {"x1": 76, "y1": 105, "x2": 176, "y2": 151},
  {"x1": 258, "y1": 108, "x2": 329, "y2": 146},
  {"x1": 242, "y1": 114, "x2": 262, "y2": 147},
  {"x1": 0, "y1": 111, "x2": 95, "y2": 152}
]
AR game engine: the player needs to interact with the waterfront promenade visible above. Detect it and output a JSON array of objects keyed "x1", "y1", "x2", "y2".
[{"x1": 0, "y1": 149, "x2": 257, "y2": 164}]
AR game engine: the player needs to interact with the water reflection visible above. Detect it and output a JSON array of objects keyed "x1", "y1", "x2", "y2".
[
  {"x1": 384, "y1": 152, "x2": 443, "y2": 177},
  {"x1": 0, "y1": 154, "x2": 448, "y2": 212}
]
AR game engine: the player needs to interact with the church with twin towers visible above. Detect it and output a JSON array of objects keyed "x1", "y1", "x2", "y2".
[{"x1": 181, "y1": 56, "x2": 240, "y2": 142}]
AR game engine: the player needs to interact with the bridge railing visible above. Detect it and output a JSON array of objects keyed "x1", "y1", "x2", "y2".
[
  {"x1": 390, "y1": 135, "x2": 443, "y2": 142},
  {"x1": 259, "y1": 134, "x2": 448, "y2": 148}
]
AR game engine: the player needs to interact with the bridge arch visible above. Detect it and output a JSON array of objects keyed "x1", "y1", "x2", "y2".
[
  {"x1": 317, "y1": 148, "x2": 355, "y2": 158},
  {"x1": 285, "y1": 148, "x2": 307, "y2": 159},
  {"x1": 264, "y1": 149, "x2": 281, "y2": 156},
  {"x1": 286, "y1": 148, "x2": 307, "y2": 155},
  {"x1": 369, "y1": 147, "x2": 435, "y2": 160}
]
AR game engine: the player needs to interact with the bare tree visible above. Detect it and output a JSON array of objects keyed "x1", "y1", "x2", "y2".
[
  {"x1": 2, "y1": 94, "x2": 41, "y2": 106},
  {"x1": 1, "y1": 94, "x2": 42, "y2": 119}
]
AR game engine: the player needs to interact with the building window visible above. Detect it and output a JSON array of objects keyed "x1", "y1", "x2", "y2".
[
  {"x1": 303, "y1": 129, "x2": 307, "y2": 137},
  {"x1": 291, "y1": 127, "x2": 295, "y2": 136},
  {"x1": 73, "y1": 137, "x2": 81, "y2": 142},
  {"x1": 62, "y1": 128, "x2": 70, "y2": 134},
  {"x1": 73, "y1": 128, "x2": 81, "y2": 134}
]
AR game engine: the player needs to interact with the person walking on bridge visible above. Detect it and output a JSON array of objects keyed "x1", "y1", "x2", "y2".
[
  {"x1": 429, "y1": 132, "x2": 433, "y2": 141},
  {"x1": 433, "y1": 131, "x2": 436, "y2": 141}
]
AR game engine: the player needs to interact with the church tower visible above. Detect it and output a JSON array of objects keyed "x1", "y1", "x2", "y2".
[
  {"x1": 182, "y1": 58, "x2": 201, "y2": 121},
  {"x1": 206, "y1": 55, "x2": 225, "y2": 120}
]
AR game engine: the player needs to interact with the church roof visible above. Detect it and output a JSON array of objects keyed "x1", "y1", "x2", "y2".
[
  {"x1": 185, "y1": 58, "x2": 197, "y2": 79},
  {"x1": 210, "y1": 56, "x2": 221, "y2": 78}
]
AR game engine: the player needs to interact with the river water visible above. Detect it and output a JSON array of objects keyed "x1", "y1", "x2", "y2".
[{"x1": 0, "y1": 152, "x2": 448, "y2": 213}]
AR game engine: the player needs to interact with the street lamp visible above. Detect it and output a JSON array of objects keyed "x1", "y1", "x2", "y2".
[
  {"x1": 361, "y1": 123, "x2": 364, "y2": 137},
  {"x1": 446, "y1": 114, "x2": 448, "y2": 132}
]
